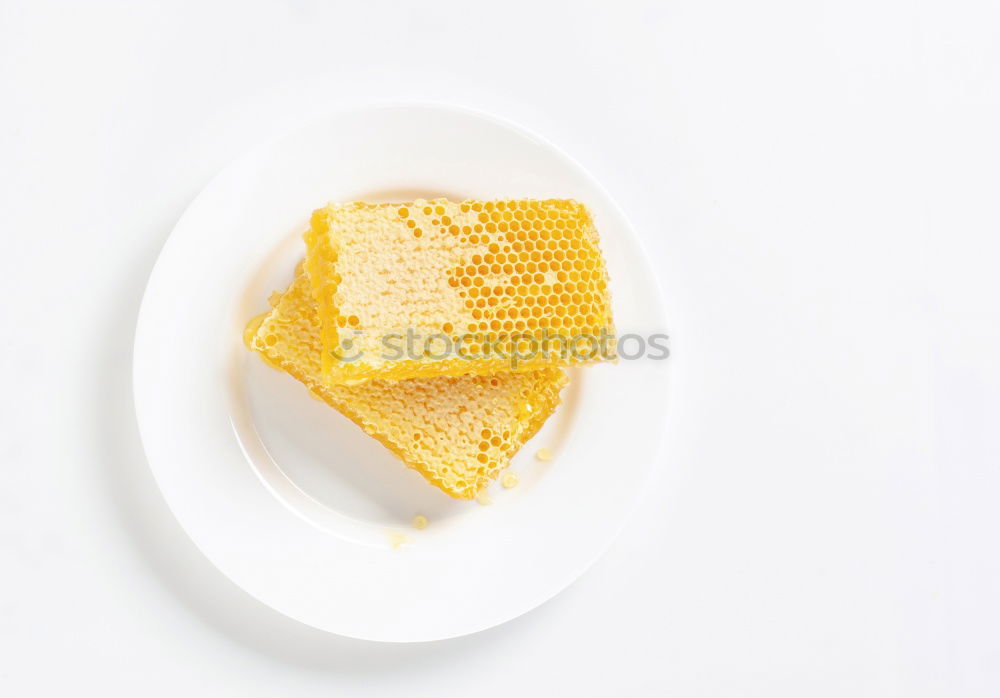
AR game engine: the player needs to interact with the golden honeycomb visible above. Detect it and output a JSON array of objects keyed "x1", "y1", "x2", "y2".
[
  {"x1": 304, "y1": 198, "x2": 615, "y2": 385},
  {"x1": 246, "y1": 271, "x2": 568, "y2": 500}
]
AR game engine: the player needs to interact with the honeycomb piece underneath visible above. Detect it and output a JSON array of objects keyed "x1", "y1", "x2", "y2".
[
  {"x1": 304, "y1": 198, "x2": 616, "y2": 385},
  {"x1": 246, "y1": 272, "x2": 568, "y2": 500}
]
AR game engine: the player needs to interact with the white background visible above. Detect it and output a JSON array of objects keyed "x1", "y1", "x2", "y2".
[{"x1": 1, "y1": 0, "x2": 998, "y2": 695}]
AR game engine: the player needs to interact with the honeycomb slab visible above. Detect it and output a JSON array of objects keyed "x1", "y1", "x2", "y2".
[
  {"x1": 304, "y1": 198, "x2": 616, "y2": 384},
  {"x1": 246, "y1": 272, "x2": 568, "y2": 500}
]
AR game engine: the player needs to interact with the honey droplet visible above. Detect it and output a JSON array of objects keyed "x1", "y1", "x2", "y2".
[
  {"x1": 501, "y1": 471, "x2": 519, "y2": 489},
  {"x1": 536, "y1": 447, "x2": 554, "y2": 461},
  {"x1": 412, "y1": 514, "x2": 429, "y2": 530}
]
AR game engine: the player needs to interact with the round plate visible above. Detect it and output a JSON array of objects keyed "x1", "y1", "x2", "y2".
[{"x1": 133, "y1": 104, "x2": 670, "y2": 642}]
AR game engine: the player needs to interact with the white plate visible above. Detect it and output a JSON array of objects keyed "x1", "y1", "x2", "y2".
[{"x1": 133, "y1": 104, "x2": 670, "y2": 642}]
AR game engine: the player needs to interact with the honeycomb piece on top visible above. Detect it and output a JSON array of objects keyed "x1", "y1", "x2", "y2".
[
  {"x1": 304, "y1": 199, "x2": 615, "y2": 385},
  {"x1": 245, "y1": 272, "x2": 568, "y2": 500}
]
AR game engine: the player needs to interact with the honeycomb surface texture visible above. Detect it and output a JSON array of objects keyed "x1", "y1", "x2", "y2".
[
  {"x1": 245, "y1": 273, "x2": 568, "y2": 500},
  {"x1": 304, "y1": 199, "x2": 616, "y2": 384}
]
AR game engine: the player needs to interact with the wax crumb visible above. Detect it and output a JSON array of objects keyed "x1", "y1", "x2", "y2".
[
  {"x1": 388, "y1": 531, "x2": 410, "y2": 550},
  {"x1": 501, "y1": 471, "x2": 519, "y2": 489},
  {"x1": 536, "y1": 447, "x2": 554, "y2": 461},
  {"x1": 412, "y1": 515, "x2": 429, "y2": 530}
]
